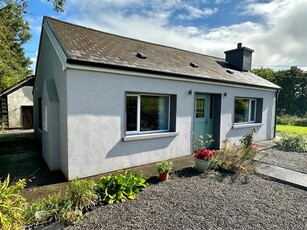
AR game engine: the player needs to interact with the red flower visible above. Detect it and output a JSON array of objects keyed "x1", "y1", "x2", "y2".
[
  {"x1": 194, "y1": 148, "x2": 214, "y2": 160},
  {"x1": 252, "y1": 143, "x2": 259, "y2": 151}
]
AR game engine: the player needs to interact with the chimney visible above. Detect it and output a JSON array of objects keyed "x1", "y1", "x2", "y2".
[{"x1": 224, "y1": 43, "x2": 254, "y2": 71}]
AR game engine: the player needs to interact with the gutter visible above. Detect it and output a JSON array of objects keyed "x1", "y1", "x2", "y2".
[
  {"x1": 274, "y1": 89, "x2": 280, "y2": 138},
  {"x1": 66, "y1": 59, "x2": 280, "y2": 91}
]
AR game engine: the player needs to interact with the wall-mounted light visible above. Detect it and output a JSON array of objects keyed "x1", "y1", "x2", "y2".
[
  {"x1": 189, "y1": 90, "x2": 193, "y2": 95},
  {"x1": 224, "y1": 92, "x2": 227, "y2": 97}
]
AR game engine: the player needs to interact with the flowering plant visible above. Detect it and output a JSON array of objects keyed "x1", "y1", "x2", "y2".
[
  {"x1": 252, "y1": 142, "x2": 259, "y2": 151},
  {"x1": 194, "y1": 148, "x2": 214, "y2": 161}
]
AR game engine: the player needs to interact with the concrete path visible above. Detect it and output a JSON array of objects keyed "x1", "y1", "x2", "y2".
[
  {"x1": 254, "y1": 162, "x2": 307, "y2": 190},
  {"x1": 254, "y1": 140, "x2": 307, "y2": 190},
  {"x1": 0, "y1": 132, "x2": 66, "y2": 187}
]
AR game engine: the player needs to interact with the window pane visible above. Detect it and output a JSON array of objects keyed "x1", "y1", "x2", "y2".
[
  {"x1": 250, "y1": 100, "x2": 256, "y2": 122},
  {"x1": 126, "y1": 96, "x2": 138, "y2": 131},
  {"x1": 140, "y1": 95, "x2": 169, "y2": 131},
  {"x1": 235, "y1": 99, "x2": 249, "y2": 123},
  {"x1": 196, "y1": 98, "x2": 205, "y2": 118}
]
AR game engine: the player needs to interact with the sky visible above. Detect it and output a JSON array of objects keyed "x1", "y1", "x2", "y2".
[{"x1": 24, "y1": 0, "x2": 307, "y2": 72}]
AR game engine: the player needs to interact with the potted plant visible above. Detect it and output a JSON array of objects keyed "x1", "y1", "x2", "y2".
[
  {"x1": 156, "y1": 160, "x2": 173, "y2": 181},
  {"x1": 194, "y1": 148, "x2": 214, "y2": 172}
]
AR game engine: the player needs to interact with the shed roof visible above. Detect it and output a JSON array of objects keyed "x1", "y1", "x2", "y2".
[
  {"x1": 45, "y1": 17, "x2": 279, "y2": 90},
  {"x1": 0, "y1": 76, "x2": 34, "y2": 96}
]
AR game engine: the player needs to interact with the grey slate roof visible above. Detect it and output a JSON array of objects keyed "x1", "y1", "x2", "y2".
[{"x1": 45, "y1": 17, "x2": 280, "y2": 90}]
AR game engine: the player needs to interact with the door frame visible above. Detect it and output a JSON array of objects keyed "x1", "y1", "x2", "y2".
[{"x1": 193, "y1": 93, "x2": 222, "y2": 150}]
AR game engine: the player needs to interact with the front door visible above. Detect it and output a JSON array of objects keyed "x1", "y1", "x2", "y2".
[{"x1": 193, "y1": 94, "x2": 213, "y2": 149}]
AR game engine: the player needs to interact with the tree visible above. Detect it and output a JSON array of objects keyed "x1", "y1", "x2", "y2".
[
  {"x1": 0, "y1": 0, "x2": 31, "y2": 92},
  {"x1": 47, "y1": 0, "x2": 65, "y2": 12},
  {"x1": 276, "y1": 67, "x2": 307, "y2": 116},
  {"x1": 0, "y1": 0, "x2": 65, "y2": 92},
  {"x1": 253, "y1": 66, "x2": 307, "y2": 117}
]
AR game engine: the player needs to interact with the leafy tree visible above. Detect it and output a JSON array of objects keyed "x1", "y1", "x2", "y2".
[
  {"x1": 47, "y1": 0, "x2": 65, "y2": 12},
  {"x1": 0, "y1": 0, "x2": 65, "y2": 92},
  {"x1": 253, "y1": 66, "x2": 307, "y2": 117},
  {"x1": 276, "y1": 67, "x2": 307, "y2": 116},
  {"x1": 0, "y1": 0, "x2": 31, "y2": 92},
  {"x1": 252, "y1": 67, "x2": 276, "y2": 82}
]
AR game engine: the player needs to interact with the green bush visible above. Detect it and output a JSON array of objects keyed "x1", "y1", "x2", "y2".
[
  {"x1": 26, "y1": 178, "x2": 98, "y2": 225},
  {"x1": 276, "y1": 133, "x2": 307, "y2": 152},
  {"x1": 96, "y1": 171, "x2": 147, "y2": 204},
  {"x1": 294, "y1": 117, "x2": 307, "y2": 127},
  {"x1": 277, "y1": 114, "x2": 307, "y2": 127},
  {"x1": 0, "y1": 175, "x2": 27, "y2": 230},
  {"x1": 67, "y1": 178, "x2": 98, "y2": 211},
  {"x1": 25, "y1": 192, "x2": 72, "y2": 224}
]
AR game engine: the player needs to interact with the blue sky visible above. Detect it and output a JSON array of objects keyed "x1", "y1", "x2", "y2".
[{"x1": 24, "y1": 0, "x2": 307, "y2": 72}]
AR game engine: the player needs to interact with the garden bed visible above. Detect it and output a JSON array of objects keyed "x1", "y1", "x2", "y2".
[{"x1": 66, "y1": 169, "x2": 307, "y2": 229}]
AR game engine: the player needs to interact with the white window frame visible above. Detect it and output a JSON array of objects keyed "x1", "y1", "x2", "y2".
[
  {"x1": 234, "y1": 98, "x2": 257, "y2": 124},
  {"x1": 126, "y1": 94, "x2": 171, "y2": 135}
]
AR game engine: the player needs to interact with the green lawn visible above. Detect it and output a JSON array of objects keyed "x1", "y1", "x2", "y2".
[{"x1": 276, "y1": 125, "x2": 307, "y2": 135}]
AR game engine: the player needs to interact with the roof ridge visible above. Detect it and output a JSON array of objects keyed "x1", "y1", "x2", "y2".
[
  {"x1": 0, "y1": 75, "x2": 34, "y2": 96},
  {"x1": 44, "y1": 16, "x2": 224, "y2": 61}
]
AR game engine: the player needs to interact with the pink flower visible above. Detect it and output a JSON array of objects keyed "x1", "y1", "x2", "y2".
[
  {"x1": 252, "y1": 143, "x2": 259, "y2": 151},
  {"x1": 194, "y1": 148, "x2": 214, "y2": 160}
]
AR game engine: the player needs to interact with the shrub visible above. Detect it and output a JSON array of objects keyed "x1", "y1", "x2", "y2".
[
  {"x1": 67, "y1": 178, "x2": 98, "y2": 211},
  {"x1": 26, "y1": 178, "x2": 98, "y2": 225},
  {"x1": 211, "y1": 130, "x2": 258, "y2": 173},
  {"x1": 277, "y1": 114, "x2": 307, "y2": 127},
  {"x1": 294, "y1": 117, "x2": 307, "y2": 127},
  {"x1": 0, "y1": 175, "x2": 27, "y2": 230},
  {"x1": 25, "y1": 192, "x2": 72, "y2": 224},
  {"x1": 96, "y1": 171, "x2": 147, "y2": 204},
  {"x1": 276, "y1": 133, "x2": 307, "y2": 152}
]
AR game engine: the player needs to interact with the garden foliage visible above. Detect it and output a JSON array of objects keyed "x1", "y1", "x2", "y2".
[
  {"x1": 193, "y1": 133, "x2": 214, "y2": 150},
  {"x1": 26, "y1": 178, "x2": 98, "y2": 224},
  {"x1": 276, "y1": 133, "x2": 307, "y2": 152},
  {"x1": 277, "y1": 114, "x2": 307, "y2": 127},
  {"x1": 66, "y1": 178, "x2": 98, "y2": 211},
  {"x1": 211, "y1": 130, "x2": 258, "y2": 173},
  {"x1": 0, "y1": 175, "x2": 27, "y2": 230},
  {"x1": 96, "y1": 171, "x2": 147, "y2": 204},
  {"x1": 156, "y1": 160, "x2": 173, "y2": 174},
  {"x1": 25, "y1": 192, "x2": 73, "y2": 224}
]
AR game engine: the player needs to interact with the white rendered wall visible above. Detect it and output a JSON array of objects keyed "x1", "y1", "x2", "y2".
[
  {"x1": 7, "y1": 86, "x2": 33, "y2": 128},
  {"x1": 33, "y1": 28, "x2": 68, "y2": 177},
  {"x1": 65, "y1": 68, "x2": 276, "y2": 179}
]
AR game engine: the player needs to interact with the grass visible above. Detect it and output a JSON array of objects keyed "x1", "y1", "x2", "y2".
[{"x1": 276, "y1": 125, "x2": 307, "y2": 135}]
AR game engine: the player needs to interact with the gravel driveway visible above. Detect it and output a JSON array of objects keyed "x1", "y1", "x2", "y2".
[
  {"x1": 66, "y1": 163, "x2": 307, "y2": 229},
  {"x1": 255, "y1": 147, "x2": 307, "y2": 173}
]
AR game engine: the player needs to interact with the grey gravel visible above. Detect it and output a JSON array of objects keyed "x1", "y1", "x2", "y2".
[
  {"x1": 66, "y1": 169, "x2": 307, "y2": 230},
  {"x1": 255, "y1": 147, "x2": 307, "y2": 173}
]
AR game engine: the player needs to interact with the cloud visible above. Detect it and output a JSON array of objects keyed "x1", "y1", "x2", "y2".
[
  {"x1": 177, "y1": 6, "x2": 218, "y2": 20},
  {"x1": 63, "y1": 0, "x2": 307, "y2": 69}
]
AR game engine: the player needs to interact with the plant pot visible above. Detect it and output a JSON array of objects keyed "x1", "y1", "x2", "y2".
[
  {"x1": 159, "y1": 172, "x2": 169, "y2": 181},
  {"x1": 195, "y1": 158, "x2": 210, "y2": 172}
]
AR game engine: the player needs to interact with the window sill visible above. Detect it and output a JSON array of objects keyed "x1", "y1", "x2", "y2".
[
  {"x1": 123, "y1": 132, "x2": 179, "y2": 142},
  {"x1": 232, "y1": 123, "x2": 263, "y2": 129}
]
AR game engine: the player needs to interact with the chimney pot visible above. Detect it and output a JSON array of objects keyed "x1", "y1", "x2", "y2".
[{"x1": 237, "y1": 43, "x2": 242, "y2": 49}]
